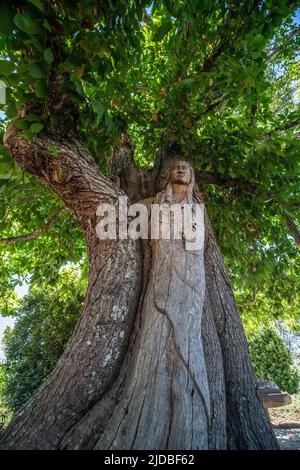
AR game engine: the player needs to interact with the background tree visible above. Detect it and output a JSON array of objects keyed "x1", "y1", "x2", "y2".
[
  {"x1": 1, "y1": 266, "x2": 85, "y2": 411},
  {"x1": 0, "y1": 0, "x2": 299, "y2": 450}
]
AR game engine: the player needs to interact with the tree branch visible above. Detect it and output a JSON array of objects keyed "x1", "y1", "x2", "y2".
[
  {"x1": 196, "y1": 170, "x2": 300, "y2": 246},
  {"x1": 198, "y1": 97, "x2": 225, "y2": 117},
  {"x1": 3, "y1": 123, "x2": 121, "y2": 232},
  {"x1": 267, "y1": 26, "x2": 300, "y2": 62},
  {"x1": 262, "y1": 117, "x2": 300, "y2": 139},
  {"x1": 201, "y1": 41, "x2": 226, "y2": 72},
  {"x1": 274, "y1": 117, "x2": 300, "y2": 133},
  {"x1": 249, "y1": 99, "x2": 258, "y2": 126},
  {"x1": 197, "y1": 170, "x2": 260, "y2": 193},
  {"x1": 0, "y1": 207, "x2": 68, "y2": 245},
  {"x1": 285, "y1": 216, "x2": 300, "y2": 247}
]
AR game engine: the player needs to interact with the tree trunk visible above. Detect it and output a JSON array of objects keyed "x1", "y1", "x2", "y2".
[{"x1": 0, "y1": 126, "x2": 279, "y2": 450}]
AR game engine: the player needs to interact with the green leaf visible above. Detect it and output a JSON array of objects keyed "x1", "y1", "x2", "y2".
[
  {"x1": 79, "y1": 34, "x2": 110, "y2": 58},
  {"x1": 0, "y1": 170, "x2": 12, "y2": 180},
  {"x1": 105, "y1": 111, "x2": 113, "y2": 134},
  {"x1": 250, "y1": 51, "x2": 261, "y2": 59},
  {"x1": 43, "y1": 19, "x2": 51, "y2": 32},
  {"x1": 179, "y1": 78, "x2": 196, "y2": 88},
  {"x1": 14, "y1": 119, "x2": 30, "y2": 130},
  {"x1": 153, "y1": 19, "x2": 173, "y2": 41},
  {"x1": 23, "y1": 130, "x2": 35, "y2": 140},
  {"x1": 30, "y1": 122, "x2": 44, "y2": 134},
  {"x1": 0, "y1": 60, "x2": 15, "y2": 75},
  {"x1": 28, "y1": 0, "x2": 45, "y2": 13},
  {"x1": 34, "y1": 81, "x2": 50, "y2": 99},
  {"x1": 13, "y1": 13, "x2": 41, "y2": 35},
  {"x1": 24, "y1": 36, "x2": 43, "y2": 52},
  {"x1": 70, "y1": 74, "x2": 85, "y2": 97},
  {"x1": 48, "y1": 143, "x2": 59, "y2": 157},
  {"x1": 91, "y1": 100, "x2": 105, "y2": 118},
  {"x1": 252, "y1": 34, "x2": 265, "y2": 48},
  {"x1": 27, "y1": 62, "x2": 44, "y2": 79},
  {"x1": 108, "y1": 0, "x2": 117, "y2": 10},
  {"x1": 44, "y1": 48, "x2": 54, "y2": 64},
  {"x1": 0, "y1": 4, "x2": 15, "y2": 35}
]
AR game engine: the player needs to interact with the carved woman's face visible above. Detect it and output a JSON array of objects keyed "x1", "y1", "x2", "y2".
[{"x1": 169, "y1": 162, "x2": 192, "y2": 185}]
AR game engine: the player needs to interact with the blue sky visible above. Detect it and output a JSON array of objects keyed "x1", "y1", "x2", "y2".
[{"x1": 0, "y1": 282, "x2": 29, "y2": 362}]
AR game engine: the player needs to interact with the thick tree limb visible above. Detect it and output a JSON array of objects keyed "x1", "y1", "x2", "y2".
[
  {"x1": 3, "y1": 123, "x2": 121, "y2": 230},
  {"x1": 1, "y1": 123, "x2": 142, "y2": 449},
  {"x1": 196, "y1": 170, "x2": 300, "y2": 246},
  {"x1": 201, "y1": 41, "x2": 226, "y2": 73},
  {"x1": 273, "y1": 117, "x2": 300, "y2": 133},
  {"x1": 249, "y1": 100, "x2": 258, "y2": 126},
  {"x1": 197, "y1": 170, "x2": 260, "y2": 193},
  {"x1": 0, "y1": 207, "x2": 67, "y2": 245},
  {"x1": 262, "y1": 117, "x2": 300, "y2": 138}
]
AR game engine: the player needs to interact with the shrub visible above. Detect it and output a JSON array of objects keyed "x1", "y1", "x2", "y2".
[
  {"x1": 248, "y1": 327, "x2": 299, "y2": 395},
  {"x1": 1, "y1": 266, "x2": 85, "y2": 411},
  {"x1": 0, "y1": 364, "x2": 12, "y2": 427}
]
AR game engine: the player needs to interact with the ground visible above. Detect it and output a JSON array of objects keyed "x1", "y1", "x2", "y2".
[
  {"x1": 270, "y1": 393, "x2": 300, "y2": 450},
  {"x1": 274, "y1": 427, "x2": 300, "y2": 450},
  {"x1": 1, "y1": 391, "x2": 300, "y2": 449}
]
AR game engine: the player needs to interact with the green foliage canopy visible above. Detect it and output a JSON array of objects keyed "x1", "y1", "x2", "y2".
[{"x1": 0, "y1": 1, "x2": 299, "y2": 327}]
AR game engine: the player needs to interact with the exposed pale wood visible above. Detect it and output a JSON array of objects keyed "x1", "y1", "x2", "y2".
[{"x1": 92, "y1": 164, "x2": 209, "y2": 450}]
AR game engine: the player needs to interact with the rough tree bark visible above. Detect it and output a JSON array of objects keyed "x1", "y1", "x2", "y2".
[{"x1": 0, "y1": 125, "x2": 279, "y2": 450}]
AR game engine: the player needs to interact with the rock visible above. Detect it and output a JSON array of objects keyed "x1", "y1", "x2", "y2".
[
  {"x1": 258, "y1": 379, "x2": 281, "y2": 395},
  {"x1": 260, "y1": 392, "x2": 292, "y2": 408},
  {"x1": 258, "y1": 380, "x2": 292, "y2": 408}
]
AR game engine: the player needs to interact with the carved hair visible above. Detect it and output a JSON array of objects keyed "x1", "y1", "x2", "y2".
[{"x1": 158, "y1": 160, "x2": 195, "y2": 204}]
